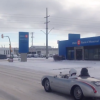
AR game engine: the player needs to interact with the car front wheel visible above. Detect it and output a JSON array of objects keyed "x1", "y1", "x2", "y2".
[
  {"x1": 44, "y1": 79, "x2": 51, "y2": 92},
  {"x1": 73, "y1": 86, "x2": 84, "y2": 100}
]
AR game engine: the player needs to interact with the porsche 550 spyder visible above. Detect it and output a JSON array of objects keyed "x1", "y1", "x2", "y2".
[{"x1": 41, "y1": 72, "x2": 100, "y2": 100}]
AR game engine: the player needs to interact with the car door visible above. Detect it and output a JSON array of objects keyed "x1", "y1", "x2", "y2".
[{"x1": 50, "y1": 77, "x2": 71, "y2": 94}]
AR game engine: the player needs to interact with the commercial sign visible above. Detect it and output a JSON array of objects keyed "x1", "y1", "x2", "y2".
[
  {"x1": 77, "y1": 40, "x2": 81, "y2": 45},
  {"x1": 19, "y1": 32, "x2": 29, "y2": 53},
  {"x1": 72, "y1": 40, "x2": 99, "y2": 45}
]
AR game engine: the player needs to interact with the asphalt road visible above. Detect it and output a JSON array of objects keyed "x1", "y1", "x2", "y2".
[{"x1": 0, "y1": 65, "x2": 73, "y2": 100}]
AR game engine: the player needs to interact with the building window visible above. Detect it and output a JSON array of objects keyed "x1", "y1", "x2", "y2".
[
  {"x1": 84, "y1": 49, "x2": 89, "y2": 60},
  {"x1": 84, "y1": 48, "x2": 100, "y2": 60},
  {"x1": 4, "y1": 50, "x2": 5, "y2": 55},
  {"x1": 37, "y1": 51, "x2": 41, "y2": 55},
  {"x1": 8, "y1": 50, "x2": 9, "y2": 54},
  {"x1": 98, "y1": 49, "x2": 100, "y2": 59},
  {"x1": 67, "y1": 50, "x2": 74, "y2": 60},
  {"x1": 6, "y1": 50, "x2": 7, "y2": 55},
  {"x1": 88, "y1": 49, "x2": 94, "y2": 60},
  {"x1": 94, "y1": 49, "x2": 98, "y2": 59}
]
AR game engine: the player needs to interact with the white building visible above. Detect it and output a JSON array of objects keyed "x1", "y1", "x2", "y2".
[
  {"x1": 0, "y1": 48, "x2": 16, "y2": 55},
  {"x1": 0, "y1": 46, "x2": 58, "y2": 56},
  {"x1": 29, "y1": 46, "x2": 58, "y2": 55}
]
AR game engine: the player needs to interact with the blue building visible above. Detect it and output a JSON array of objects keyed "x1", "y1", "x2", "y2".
[{"x1": 58, "y1": 34, "x2": 100, "y2": 60}]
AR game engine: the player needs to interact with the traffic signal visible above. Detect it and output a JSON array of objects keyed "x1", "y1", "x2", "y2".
[{"x1": 1, "y1": 34, "x2": 3, "y2": 38}]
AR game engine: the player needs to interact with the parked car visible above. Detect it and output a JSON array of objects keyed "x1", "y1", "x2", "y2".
[
  {"x1": 49, "y1": 54, "x2": 53, "y2": 57},
  {"x1": 40, "y1": 54, "x2": 46, "y2": 58},
  {"x1": 34, "y1": 54, "x2": 39, "y2": 58},
  {"x1": 27, "y1": 54, "x2": 32, "y2": 58},
  {"x1": 53, "y1": 54, "x2": 65, "y2": 61},
  {"x1": 7, "y1": 54, "x2": 14, "y2": 58},
  {"x1": 13, "y1": 55, "x2": 18, "y2": 58},
  {"x1": 0, "y1": 54, "x2": 7, "y2": 59}
]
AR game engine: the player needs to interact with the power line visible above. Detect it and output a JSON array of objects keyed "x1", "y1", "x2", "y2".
[
  {"x1": 0, "y1": 27, "x2": 100, "y2": 33},
  {"x1": 0, "y1": 13, "x2": 45, "y2": 16},
  {"x1": 0, "y1": 15, "x2": 100, "y2": 25},
  {"x1": 0, "y1": 16, "x2": 45, "y2": 18},
  {"x1": 0, "y1": 26, "x2": 100, "y2": 31},
  {"x1": 0, "y1": 19, "x2": 100, "y2": 25},
  {"x1": 0, "y1": 21, "x2": 100, "y2": 27},
  {"x1": 0, "y1": 15, "x2": 98, "y2": 22},
  {"x1": 0, "y1": 13, "x2": 100, "y2": 23},
  {"x1": 0, "y1": 27, "x2": 45, "y2": 29}
]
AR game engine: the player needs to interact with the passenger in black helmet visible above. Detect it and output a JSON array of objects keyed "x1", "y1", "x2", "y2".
[{"x1": 79, "y1": 68, "x2": 90, "y2": 77}]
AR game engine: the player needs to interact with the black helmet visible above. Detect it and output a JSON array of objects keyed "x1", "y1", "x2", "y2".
[{"x1": 80, "y1": 68, "x2": 90, "y2": 77}]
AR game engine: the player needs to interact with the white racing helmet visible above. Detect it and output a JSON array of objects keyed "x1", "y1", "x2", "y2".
[{"x1": 69, "y1": 68, "x2": 77, "y2": 77}]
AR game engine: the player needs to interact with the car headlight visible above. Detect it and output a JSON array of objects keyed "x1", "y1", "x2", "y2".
[{"x1": 93, "y1": 81, "x2": 100, "y2": 86}]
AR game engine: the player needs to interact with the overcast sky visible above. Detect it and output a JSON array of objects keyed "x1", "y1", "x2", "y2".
[{"x1": 0, "y1": 0, "x2": 100, "y2": 48}]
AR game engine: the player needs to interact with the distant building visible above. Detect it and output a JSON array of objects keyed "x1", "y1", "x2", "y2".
[
  {"x1": 29, "y1": 46, "x2": 58, "y2": 55},
  {"x1": 0, "y1": 46, "x2": 58, "y2": 56},
  {"x1": 0, "y1": 48, "x2": 17, "y2": 55}
]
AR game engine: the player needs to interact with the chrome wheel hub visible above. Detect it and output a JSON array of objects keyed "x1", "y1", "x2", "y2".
[
  {"x1": 74, "y1": 87, "x2": 82, "y2": 99},
  {"x1": 45, "y1": 80, "x2": 49, "y2": 90}
]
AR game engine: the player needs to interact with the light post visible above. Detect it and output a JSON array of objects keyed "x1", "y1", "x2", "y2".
[
  {"x1": 1, "y1": 34, "x2": 12, "y2": 58},
  {"x1": 40, "y1": 27, "x2": 54, "y2": 59}
]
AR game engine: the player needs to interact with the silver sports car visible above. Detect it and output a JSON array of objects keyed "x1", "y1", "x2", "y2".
[{"x1": 41, "y1": 72, "x2": 100, "y2": 100}]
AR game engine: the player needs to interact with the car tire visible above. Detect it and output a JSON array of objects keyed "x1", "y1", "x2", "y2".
[
  {"x1": 44, "y1": 79, "x2": 51, "y2": 92},
  {"x1": 73, "y1": 86, "x2": 84, "y2": 100}
]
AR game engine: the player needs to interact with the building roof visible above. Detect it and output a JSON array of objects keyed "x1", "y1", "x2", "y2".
[{"x1": 30, "y1": 46, "x2": 52, "y2": 49}]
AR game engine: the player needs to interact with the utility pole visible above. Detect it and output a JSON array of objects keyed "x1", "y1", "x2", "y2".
[
  {"x1": 44, "y1": 8, "x2": 50, "y2": 59},
  {"x1": 31, "y1": 32, "x2": 34, "y2": 54},
  {"x1": 31, "y1": 32, "x2": 34, "y2": 47},
  {"x1": 41, "y1": 8, "x2": 54, "y2": 59}
]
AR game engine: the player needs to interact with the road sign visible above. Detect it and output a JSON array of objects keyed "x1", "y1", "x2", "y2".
[{"x1": 19, "y1": 32, "x2": 29, "y2": 53}]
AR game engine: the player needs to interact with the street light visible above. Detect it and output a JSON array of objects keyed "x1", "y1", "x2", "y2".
[
  {"x1": 40, "y1": 30, "x2": 46, "y2": 34},
  {"x1": 40, "y1": 27, "x2": 54, "y2": 59},
  {"x1": 48, "y1": 27, "x2": 54, "y2": 34},
  {"x1": 41, "y1": 28, "x2": 54, "y2": 34},
  {"x1": 1, "y1": 34, "x2": 12, "y2": 58}
]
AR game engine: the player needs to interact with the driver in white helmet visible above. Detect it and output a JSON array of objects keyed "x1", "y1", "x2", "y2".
[{"x1": 69, "y1": 68, "x2": 77, "y2": 79}]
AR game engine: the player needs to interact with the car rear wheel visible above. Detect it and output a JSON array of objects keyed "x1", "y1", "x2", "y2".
[
  {"x1": 44, "y1": 79, "x2": 51, "y2": 92},
  {"x1": 73, "y1": 86, "x2": 84, "y2": 100}
]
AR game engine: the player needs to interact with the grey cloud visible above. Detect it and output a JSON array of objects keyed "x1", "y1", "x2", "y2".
[
  {"x1": 49, "y1": 6, "x2": 100, "y2": 35},
  {"x1": 0, "y1": 0, "x2": 63, "y2": 31},
  {"x1": 0, "y1": 0, "x2": 100, "y2": 35}
]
